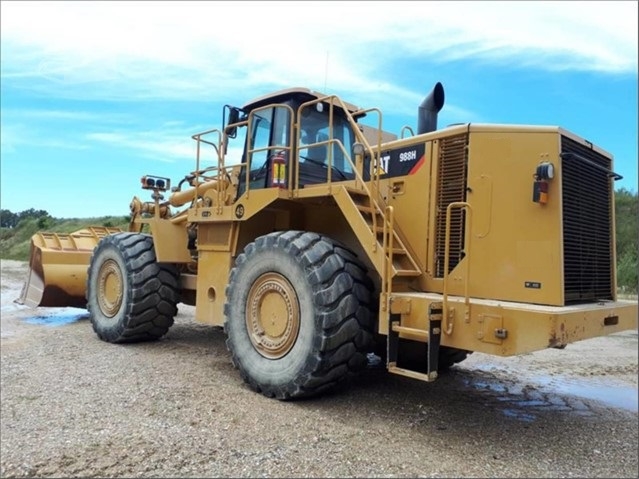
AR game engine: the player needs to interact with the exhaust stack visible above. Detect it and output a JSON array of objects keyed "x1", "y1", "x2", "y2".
[{"x1": 417, "y1": 82, "x2": 445, "y2": 134}]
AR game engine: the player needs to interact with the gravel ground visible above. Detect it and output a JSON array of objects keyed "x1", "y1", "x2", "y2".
[{"x1": 1, "y1": 259, "x2": 638, "y2": 478}]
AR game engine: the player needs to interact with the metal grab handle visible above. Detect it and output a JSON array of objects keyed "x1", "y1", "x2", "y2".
[{"x1": 443, "y1": 202, "x2": 473, "y2": 335}]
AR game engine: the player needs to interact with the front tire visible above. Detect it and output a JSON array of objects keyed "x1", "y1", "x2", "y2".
[
  {"x1": 224, "y1": 231, "x2": 374, "y2": 400},
  {"x1": 86, "y1": 233, "x2": 179, "y2": 343}
]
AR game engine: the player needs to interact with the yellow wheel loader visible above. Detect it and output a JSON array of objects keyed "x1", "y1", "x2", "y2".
[{"x1": 17, "y1": 83, "x2": 638, "y2": 399}]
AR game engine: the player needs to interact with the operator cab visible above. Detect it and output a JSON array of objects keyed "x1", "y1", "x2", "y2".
[{"x1": 228, "y1": 88, "x2": 363, "y2": 197}]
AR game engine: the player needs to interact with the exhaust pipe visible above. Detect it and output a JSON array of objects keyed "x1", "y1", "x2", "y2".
[{"x1": 417, "y1": 82, "x2": 445, "y2": 134}]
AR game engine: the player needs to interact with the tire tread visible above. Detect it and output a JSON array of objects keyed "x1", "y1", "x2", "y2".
[
  {"x1": 225, "y1": 230, "x2": 375, "y2": 399},
  {"x1": 87, "y1": 232, "x2": 179, "y2": 343}
]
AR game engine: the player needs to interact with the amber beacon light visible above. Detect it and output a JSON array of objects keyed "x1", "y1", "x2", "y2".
[{"x1": 532, "y1": 162, "x2": 554, "y2": 204}]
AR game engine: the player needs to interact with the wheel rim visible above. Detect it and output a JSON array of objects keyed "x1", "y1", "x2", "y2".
[
  {"x1": 246, "y1": 272, "x2": 300, "y2": 359},
  {"x1": 97, "y1": 259, "x2": 124, "y2": 318}
]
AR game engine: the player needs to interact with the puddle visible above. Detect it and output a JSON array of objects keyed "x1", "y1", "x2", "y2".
[
  {"x1": 533, "y1": 375, "x2": 638, "y2": 412},
  {"x1": 23, "y1": 308, "x2": 88, "y2": 327},
  {"x1": 457, "y1": 365, "x2": 637, "y2": 422},
  {"x1": 501, "y1": 408, "x2": 536, "y2": 422}
]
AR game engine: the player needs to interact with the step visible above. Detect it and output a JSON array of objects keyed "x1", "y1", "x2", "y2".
[
  {"x1": 388, "y1": 364, "x2": 438, "y2": 382},
  {"x1": 344, "y1": 186, "x2": 369, "y2": 198},
  {"x1": 386, "y1": 301, "x2": 443, "y2": 383},
  {"x1": 391, "y1": 323, "x2": 429, "y2": 340},
  {"x1": 394, "y1": 268, "x2": 422, "y2": 277},
  {"x1": 356, "y1": 204, "x2": 376, "y2": 214}
]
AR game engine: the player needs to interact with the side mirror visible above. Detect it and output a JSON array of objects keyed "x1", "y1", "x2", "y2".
[{"x1": 225, "y1": 106, "x2": 242, "y2": 139}]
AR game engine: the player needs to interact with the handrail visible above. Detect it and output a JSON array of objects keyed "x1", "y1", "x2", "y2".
[
  {"x1": 400, "y1": 125, "x2": 415, "y2": 139},
  {"x1": 381, "y1": 205, "x2": 395, "y2": 312},
  {"x1": 188, "y1": 93, "x2": 392, "y2": 219},
  {"x1": 191, "y1": 119, "x2": 254, "y2": 212},
  {"x1": 442, "y1": 202, "x2": 473, "y2": 335},
  {"x1": 192, "y1": 129, "x2": 222, "y2": 215},
  {"x1": 297, "y1": 96, "x2": 385, "y2": 249},
  {"x1": 297, "y1": 137, "x2": 350, "y2": 183},
  {"x1": 351, "y1": 106, "x2": 384, "y2": 246}
]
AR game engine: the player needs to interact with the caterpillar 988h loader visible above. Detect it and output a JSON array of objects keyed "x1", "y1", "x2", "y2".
[{"x1": 17, "y1": 82, "x2": 638, "y2": 399}]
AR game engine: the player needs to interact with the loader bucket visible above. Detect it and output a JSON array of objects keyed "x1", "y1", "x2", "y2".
[{"x1": 15, "y1": 227, "x2": 123, "y2": 309}]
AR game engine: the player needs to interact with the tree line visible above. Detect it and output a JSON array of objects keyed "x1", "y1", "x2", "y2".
[
  {"x1": 614, "y1": 188, "x2": 638, "y2": 294},
  {"x1": 0, "y1": 208, "x2": 51, "y2": 229}
]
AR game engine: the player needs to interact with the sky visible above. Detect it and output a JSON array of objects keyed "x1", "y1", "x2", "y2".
[{"x1": 1, "y1": 0, "x2": 637, "y2": 218}]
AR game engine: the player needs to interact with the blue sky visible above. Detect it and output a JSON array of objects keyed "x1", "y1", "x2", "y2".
[{"x1": 1, "y1": 0, "x2": 637, "y2": 218}]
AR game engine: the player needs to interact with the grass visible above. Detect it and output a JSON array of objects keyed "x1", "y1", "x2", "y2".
[{"x1": 0, "y1": 216, "x2": 130, "y2": 260}]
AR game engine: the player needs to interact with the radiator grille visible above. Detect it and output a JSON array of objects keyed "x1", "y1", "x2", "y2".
[
  {"x1": 561, "y1": 136, "x2": 614, "y2": 303},
  {"x1": 435, "y1": 134, "x2": 469, "y2": 278}
]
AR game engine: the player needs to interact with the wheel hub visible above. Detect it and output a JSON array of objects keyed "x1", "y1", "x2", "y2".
[
  {"x1": 246, "y1": 273, "x2": 300, "y2": 359},
  {"x1": 97, "y1": 259, "x2": 124, "y2": 318}
]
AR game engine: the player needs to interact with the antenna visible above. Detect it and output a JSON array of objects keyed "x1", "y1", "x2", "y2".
[{"x1": 323, "y1": 51, "x2": 329, "y2": 92}]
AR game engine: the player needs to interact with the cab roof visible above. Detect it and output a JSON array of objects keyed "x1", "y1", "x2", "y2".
[{"x1": 242, "y1": 87, "x2": 362, "y2": 116}]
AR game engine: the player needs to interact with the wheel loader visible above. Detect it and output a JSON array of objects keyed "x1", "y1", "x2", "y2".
[{"x1": 17, "y1": 82, "x2": 638, "y2": 399}]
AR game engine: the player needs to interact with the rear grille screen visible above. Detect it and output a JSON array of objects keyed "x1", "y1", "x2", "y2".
[
  {"x1": 561, "y1": 136, "x2": 614, "y2": 303},
  {"x1": 435, "y1": 133, "x2": 469, "y2": 278}
]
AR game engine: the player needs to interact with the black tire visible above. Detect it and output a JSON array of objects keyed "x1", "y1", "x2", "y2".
[
  {"x1": 439, "y1": 346, "x2": 471, "y2": 370},
  {"x1": 224, "y1": 231, "x2": 375, "y2": 400},
  {"x1": 86, "y1": 233, "x2": 179, "y2": 343}
]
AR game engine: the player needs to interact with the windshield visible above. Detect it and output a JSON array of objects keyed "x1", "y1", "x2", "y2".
[{"x1": 299, "y1": 107, "x2": 355, "y2": 176}]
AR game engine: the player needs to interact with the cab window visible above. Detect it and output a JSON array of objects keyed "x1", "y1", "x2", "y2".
[
  {"x1": 299, "y1": 107, "x2": 355, "y2": 184},
  {"x1": 239, "y1": 106, "x2": 291, "y2": 194}
]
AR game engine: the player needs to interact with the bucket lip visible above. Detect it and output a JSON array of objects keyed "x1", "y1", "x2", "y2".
[{"x1": 15, "y1": 227, "x2": 114, "y2": 309}]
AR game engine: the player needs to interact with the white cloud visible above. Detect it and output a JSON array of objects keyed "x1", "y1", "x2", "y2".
[
  {"x1": 85, "y1": 125, "x2": 244, "y2": 165},
  {"x1": 1, "y1": 1, "x2": 636, "y2": 110},
  {"x1": 2, "y1": 108, "x2": 108, "y2": 122},
  {"x1": 86, "y1": 131, "x2": 197, "y2": 162},
  {"x1": 0, "y1": 122, "x2": 89, "y2": 154}
]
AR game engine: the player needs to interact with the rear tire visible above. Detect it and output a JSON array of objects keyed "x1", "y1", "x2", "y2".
[
  {"x1": 224, "y1": 231, "x2": 375, "y2": 399},
  {"x1": 87, "y1": 233, "x2": 179, "y2": 343},
  {"x1": 398, "y1": 341, "x2": 469, "y2": 371},
  {"x1": 439, "y1": 346, "x2": 471, "y2": 370}
]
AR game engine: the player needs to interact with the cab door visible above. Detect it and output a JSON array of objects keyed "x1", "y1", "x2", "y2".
[{"x1": 237, "y1": 105, "x2": 291, "y2": 197}]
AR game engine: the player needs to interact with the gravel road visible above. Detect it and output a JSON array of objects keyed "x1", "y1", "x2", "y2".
[{"x1": 1, "y1": 259, "x2": 637, "y2": 478}]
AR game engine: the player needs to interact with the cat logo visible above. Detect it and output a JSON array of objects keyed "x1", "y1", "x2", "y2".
[{"x1": 376, "y1": 154, "x2": 390, "y2": 175}]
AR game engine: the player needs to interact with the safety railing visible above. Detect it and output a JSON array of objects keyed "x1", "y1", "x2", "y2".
[
  {"x1": 400, "y1": 126, "x2": 415, "y2": 139},
  {"x1": 189, "y1": 91, "x2": 394, "y2": 218},
  {"x1": 191, "y1": 121, "x2": 248, "y2": 214},
  {"x1": 381, "y1": 205, "x2": 395, "y2": 313},
  {"x1": 295, "y1": 96, "x2": 387, "y2": 247}
]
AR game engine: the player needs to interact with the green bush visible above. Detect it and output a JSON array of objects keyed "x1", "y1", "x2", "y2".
[
  {"x1": 617, "y1": 251, "x2": 638, "y2": 295},
  {"x1": 615, "y1": 188, "x2": 638, "y2": 293},
  {"x1": 0, "y1": 211, "x2": 129, "y2": 261}
]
